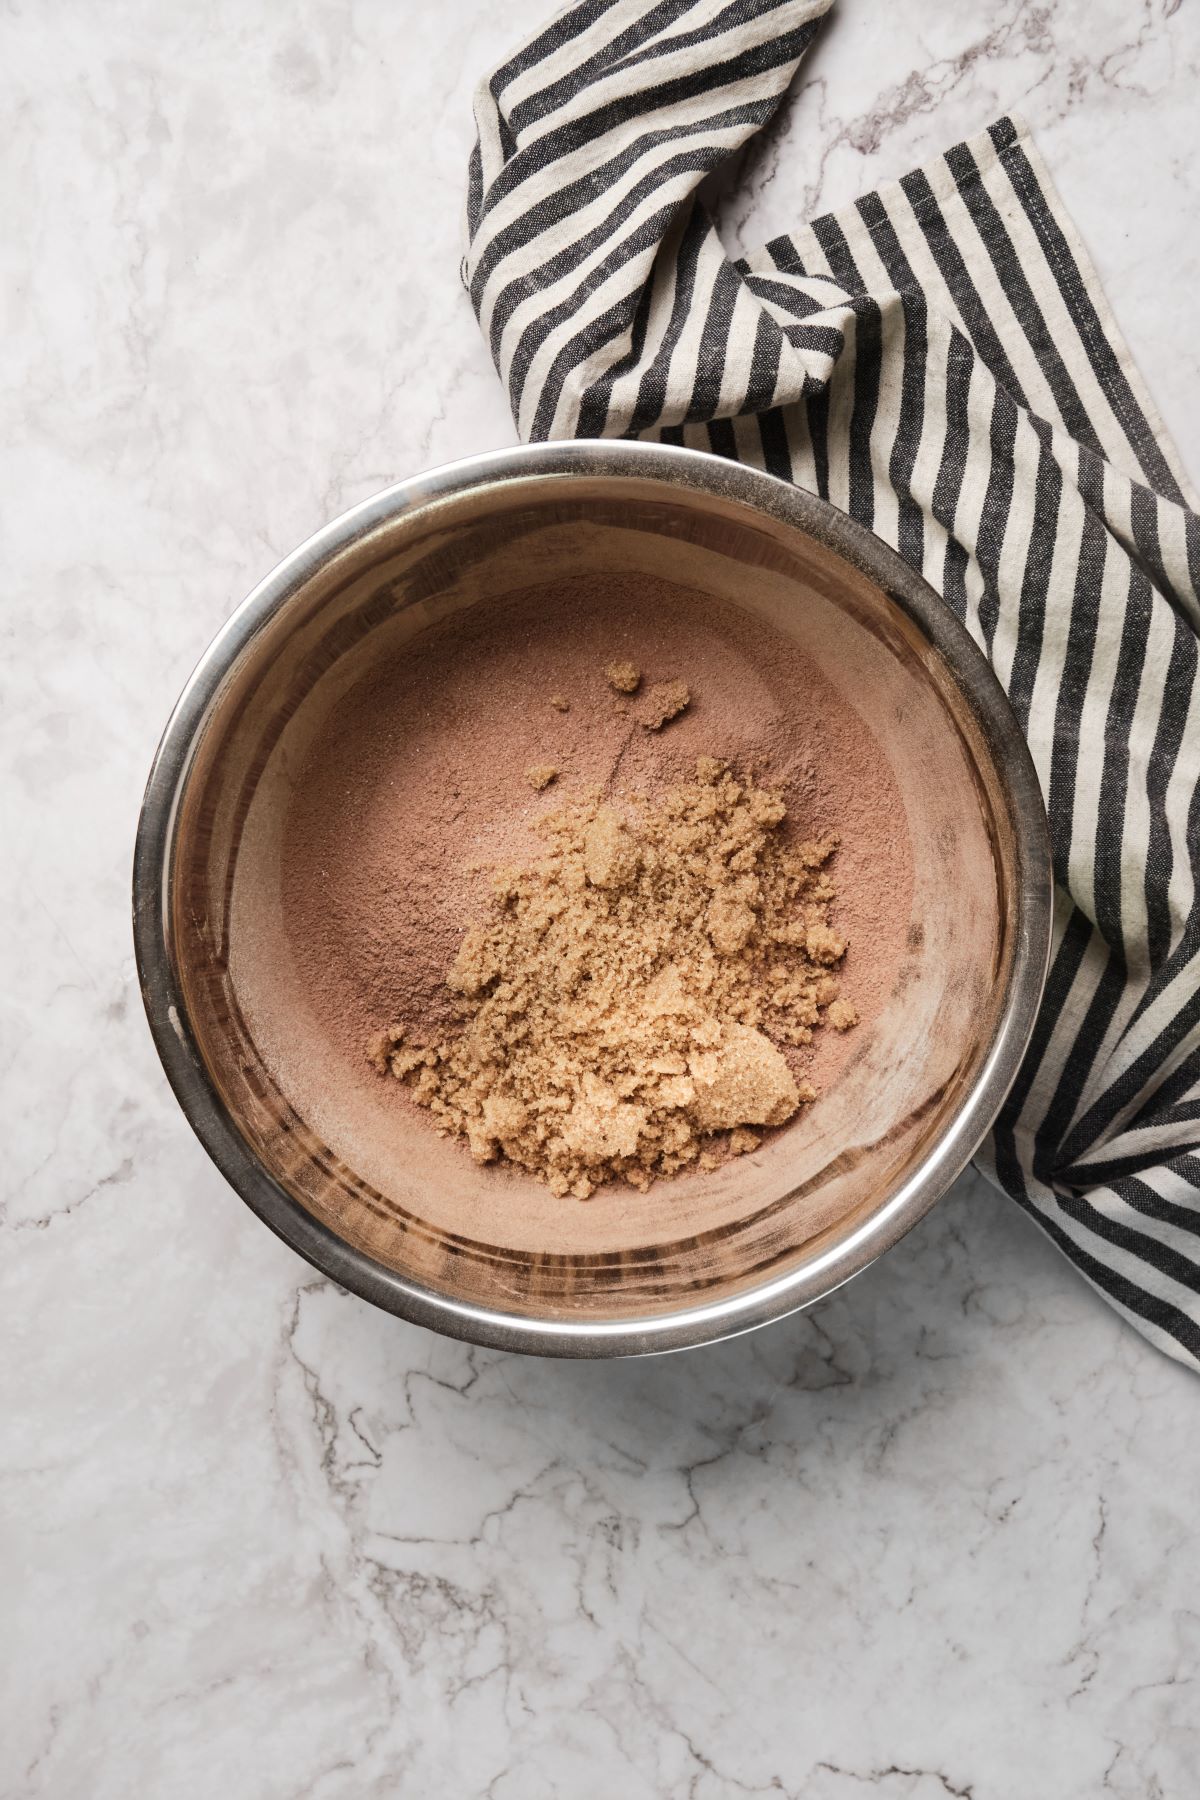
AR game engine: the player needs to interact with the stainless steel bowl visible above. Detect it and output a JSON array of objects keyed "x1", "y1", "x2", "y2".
[{"x1": 133, "y1": 441, "x2": 1051, "y2": 1357}]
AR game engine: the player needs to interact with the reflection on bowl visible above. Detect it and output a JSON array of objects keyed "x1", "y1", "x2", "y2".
[{"x1": 133, "y1": 442, "x2": 1051, "y2": 1357}]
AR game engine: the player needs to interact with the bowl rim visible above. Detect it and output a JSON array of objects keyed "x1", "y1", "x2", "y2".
[{"x1": 132, "y1": 439, "x2": 1052, "y2": 1357}]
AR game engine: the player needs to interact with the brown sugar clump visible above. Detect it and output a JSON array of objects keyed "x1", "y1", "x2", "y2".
[
  {"x1": 366, "y1": 1023, "x2": 405, "y2": 1075},
  {"x1": 583, "y1": 807, "x2": 640, "y2": 890},
  {"x1": 605, "y1": 660, "x2": 641, "y2": 693},
  {"x1": 525, "y1": 763, "x2": 559, "y2": 790},
  {"x1": 370, "y1": 761, "x2": 857, "y2": 1196},
  {"x1": 548, "y1": 694, "x2": 570, "y2": 712},
  {"x1": 688, "y1": 1021, "x2": 797, "y2": 1129},
  {"x1": 729, "y1": 1127, "x2": 761, "y2": 1157},
  {"x1": 639, "y1": 679, "x2": 690, "y2": 730},
  {"x1": 805, "y1": 921, "x2": 845, "y2": 964}
]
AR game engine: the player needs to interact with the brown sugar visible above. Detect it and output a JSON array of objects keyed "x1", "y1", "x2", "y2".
[
  {"x1": 548, "y1": 694, "x2": 570, "y2": 712},
  {"x1": 728, "y1": 1127, "x2": 761, "y2": 1157},
  {"x1": 524, "y1": 763, "x2": 559, "y2": 790},
  {"x1": 605, "y1": 660, "x2": 641, "y2": 693},
  {"x1": 369, "y1": 759, "x2": 857, "y2": 1197},
  {"x1": 639, "y1": 679, "x2": 690, "y2": 730}
]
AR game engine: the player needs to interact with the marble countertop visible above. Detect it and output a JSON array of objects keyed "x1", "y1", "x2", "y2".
[{"x1": 4, "y1": 2, "x2": 1198, "y2": 1794}]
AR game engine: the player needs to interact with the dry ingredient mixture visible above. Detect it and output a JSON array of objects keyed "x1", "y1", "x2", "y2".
[{"x1": 367, "y1": 671, "x2": 858, "y2": 1198}]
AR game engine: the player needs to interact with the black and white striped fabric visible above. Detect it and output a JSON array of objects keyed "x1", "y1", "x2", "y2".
[{"x1": 463, "y1": 0, "x2": 1200, "y2": 1369}]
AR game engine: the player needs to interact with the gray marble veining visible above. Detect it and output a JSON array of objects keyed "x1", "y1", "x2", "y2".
[{"x1": 3, "y1": 2, "x2": 1197, "y2": 1794}]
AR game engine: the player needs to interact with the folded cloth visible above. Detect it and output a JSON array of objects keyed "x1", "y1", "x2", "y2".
[{"x1": 463, "y1": 0, "x2": 1200, "y2": 1368}]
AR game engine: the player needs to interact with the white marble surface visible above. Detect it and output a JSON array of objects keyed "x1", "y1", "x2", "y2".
[{"x1": 3, "y1": 2, "x2": 1199, "y2": 1794}]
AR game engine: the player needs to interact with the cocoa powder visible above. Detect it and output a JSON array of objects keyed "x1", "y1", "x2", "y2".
[{"x1": 277, "y1": 573, "x2": 913, "y2": 1178}]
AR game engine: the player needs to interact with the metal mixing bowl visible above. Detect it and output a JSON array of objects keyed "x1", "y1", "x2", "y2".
[{"x1": 133, "y1": 441, "x2": 1051, "y2": 1357}]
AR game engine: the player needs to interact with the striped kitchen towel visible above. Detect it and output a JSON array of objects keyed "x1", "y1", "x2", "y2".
[{"x1": 462, "y1": 0, "x2": 1200, "y2": 1369}]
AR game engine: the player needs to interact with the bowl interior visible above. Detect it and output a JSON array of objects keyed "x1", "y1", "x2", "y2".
[{"x1": 169, "y1": 470, "x2": 1016, "y2": 1325}]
